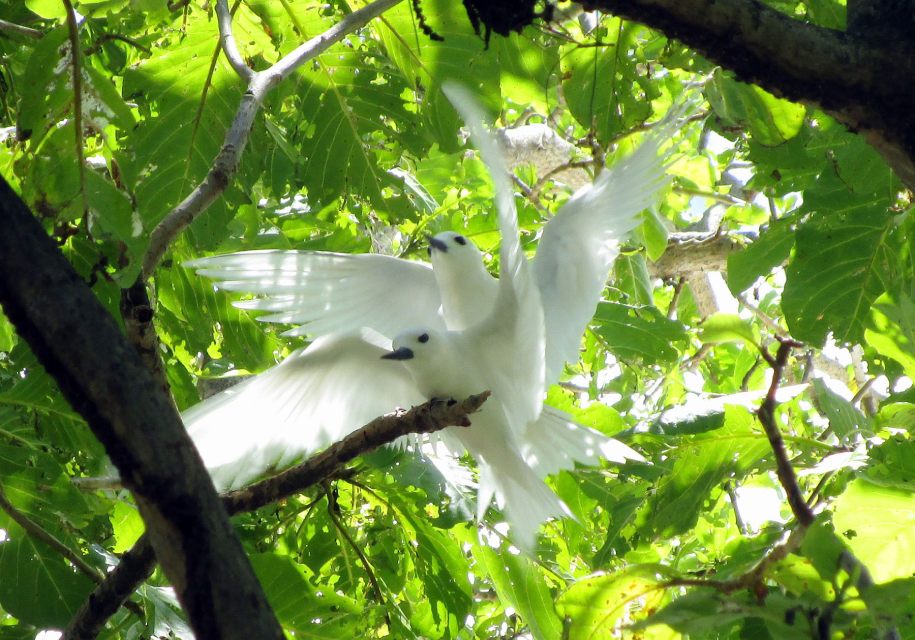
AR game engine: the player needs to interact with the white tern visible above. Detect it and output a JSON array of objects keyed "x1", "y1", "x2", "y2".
[{"x1": 179, "y1": 86, "x2": 684, "y2": 544}]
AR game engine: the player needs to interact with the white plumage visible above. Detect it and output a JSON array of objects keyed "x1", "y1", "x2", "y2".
[{"x1": 179, "y1": 85, "x2": 683, "y2": 544}]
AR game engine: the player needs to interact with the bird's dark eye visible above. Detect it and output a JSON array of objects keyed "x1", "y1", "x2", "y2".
[
  {"x1": 418, "y1": 333, "x2": 429, "y2": 343},
  {"x1": 454, "y1": 235, "x2": 467, "y2": 246}
]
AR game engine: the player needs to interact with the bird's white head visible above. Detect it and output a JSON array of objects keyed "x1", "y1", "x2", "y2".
[
  {"x1": 427, "y1": 231, "x2": 484, "y2": 269},
  {"x1": 382, "y1": 329, "x2": 441, "y2": 363}
]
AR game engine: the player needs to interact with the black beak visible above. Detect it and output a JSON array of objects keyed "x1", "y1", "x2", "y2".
[
  {"x1": 382, "y1": 347, "x2": 415, "y2": 361},
  {"x1": 428, "y1": 235, "x2": 448, "y2": 254}
]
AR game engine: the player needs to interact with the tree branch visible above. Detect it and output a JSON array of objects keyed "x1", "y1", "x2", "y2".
[
  {"x1": 63, "y1": 536, "x2": 156, "y2": 639},
  {"x1": 65, "y1": 392, "x2": 488, "y2": 637},
  {"x1": 141, "y1": 0, "x2": 404, "y2": 277},
  {"x1": 0, "y1": 18, "x2": 42, "y2": 39},
  {"x1": 217, "y1": 0, "x2": 253, "y2": 81},
  {"x1": 581, "y1": 0, "x2": 915, "y2": 189},
  {"x1": 756, "y1": 337, "x2": 814, "y2": 526},
  {"x1": 222, "y1": 393, "x2": 487, "y2": 513},
  {"x1": 0, "y1": 485, "x2": 139, "y2": 611},
  {"x1": 0, "y1": 176, "x2": 282, "y2": 639}
]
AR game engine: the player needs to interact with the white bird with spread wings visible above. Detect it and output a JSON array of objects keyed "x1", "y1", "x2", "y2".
[{"x1": 182, "y1": 84, "x2": 683, "y2": 545}]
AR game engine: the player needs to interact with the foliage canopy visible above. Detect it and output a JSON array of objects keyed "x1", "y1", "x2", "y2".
[{"x1": 0, "y1": 0, "x2": 913, "y2": 638}]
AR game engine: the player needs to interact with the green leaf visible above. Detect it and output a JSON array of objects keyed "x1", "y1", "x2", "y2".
[
  {"x1": 866, "y1": 291, "x2": 915, "y2": 379},
  {"x1": 592, "y1": 303, "x2": 688, "y2": 365},
  {"x1": 635, "y1": 590, "x2": 807, "y2": 638},
  {"x1": 707, "y1": 71, "x2": 805, "y2": 145},
  {"x1": 727, "y1": 218, "x2": 795, "y2": 295},
  {"x1": 16, "y1": 26, "x2": 70, "y2": 144},
  {"x1": 811, "y1": 378, "x2": 871, "y2": 443},
  {"x1": 0, "y1": 536, "x2": 94, "y2": 628},
  {"x1": 123, "y1": 13, "x2": 245, "y2": 246},
  {"x1": 782, "y1": 204, "x2": 900, "y2": 345},
  {"x1": 472, "y1": 542, "x2": 562, "y2": 640},
  {"x1": 864, "y1": 435, "x2": 915, "y2": 491},
  {"x1": 110, "y1": 501, "x2": 145, "y2": 553},
  {"x1": 699, "y1": 313, "x2": 759, "y2": 346},
  {"x1": 556, "y1": 566, "x2": 664, "y2": 639},
  {"x1": 561, "y1": 19, "x2": 654, "y2": 144},
  {"x1": 615, "y1": 253, "x2": 653, "y2": 306},
  {"x1": 250, "y1": 553, "x2": 364, "y2": 636},
  {"x1": 832, "y1": 478, "x2": 915, "y2": 583},
  {"x1": 645, "y1": 406, "x2": 770, "y2": 537}
]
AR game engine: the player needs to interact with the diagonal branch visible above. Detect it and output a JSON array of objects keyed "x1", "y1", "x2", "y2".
[
  {"x1": 0, "y1": 176, "x2": 283, "y2": 639},
  {"x1": 0, "y1": 18, "x2": 42, "y2": 39},
  {"x1": 140, "y1": 0, "x2": 404, "y2": 277},
  {"x1": 65, "y1": 392, "x2": 487, "y2": 638}
]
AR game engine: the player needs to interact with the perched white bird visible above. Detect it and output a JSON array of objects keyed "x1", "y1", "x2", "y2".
[{"x1": 178, "y1": 85, "x2": 682, "y2": 543}]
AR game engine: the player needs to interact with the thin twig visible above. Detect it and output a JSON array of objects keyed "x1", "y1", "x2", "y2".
[
  {"x1": 0, "y1": 485, "x2": 103, "y2": 584},
  {"x1": 217, "y1": 0, "x2": 253, "y2": 81},
  {"x1": 325, "y1": 486, "x2": 388, "y2": 615},
  {"x1": 0, "y1": 19, "x2": 42, "y2": 39},
  {"x1": 61, "y1": 0, "x2": 88, "y2": 218},
  {"x1": 724, "y1": 481, "x2": 748, "y2": 535},
  {"x1": 141, "y1": 0, "x2": 404, "y2": 277},
  {"x1": 666, "y1": 277, "x2": 685, "y2": 319},
  {"x1": 756, "y1": 337, "x2": 814, "y2": 526}
]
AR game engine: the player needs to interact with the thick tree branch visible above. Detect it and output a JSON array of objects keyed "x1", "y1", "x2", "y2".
[
  {"x1": 65, "y1": 393, "x2": 487, "y2": 637},
  {"x1": 141, "y1": 0, "x2": 404, "y2": 277},
  {"x1": 581, "y1": 0, "x2": 915, "y2": 189},
  {"x1": 223, "y1": 393, "x2": 487, "y2": 513},
  {"x1": 0, "y1": 177, "x2": 282, "y2": 639}
]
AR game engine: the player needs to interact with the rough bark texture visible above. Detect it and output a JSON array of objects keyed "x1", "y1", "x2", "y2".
[
  {"x1": 0, "y1": 177, "x2": 283, "y2": 639},
  {"x1": 580, "y1": 0, "x2": 915, "y2": 190}
]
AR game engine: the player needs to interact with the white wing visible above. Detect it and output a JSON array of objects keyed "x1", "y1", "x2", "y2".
[
  {"x1": 522, "y1": 406, "x2": 644, "y2": 478},
  {"x1": 533, "y1": 115, "x2": 677, "y2": 382},
  {"x1": 443, "y1": 82, "x2": 546, "y2": 437},
  {"x1": 187, "y1": 250, "x2": 446, "y2": 338},
  {"x1": 183, "y1": 329, "x2": 425, "y2": 490}
]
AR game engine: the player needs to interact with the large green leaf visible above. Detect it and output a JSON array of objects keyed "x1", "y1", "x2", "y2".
[
  {"x1": 250, "y1": 553, "x2": 364, "y2": 637},
  {"x1": 123, "y1": 13, "x2": 246, "y2": 250},
  {"x1": 556, "y1": 567, "x2": 665, "y2": 639},
  {"x1": 782, "y1": 202, "x2": 900, "y2": 345},
  {"x1": 727, "y1": 217, "x2": 795, "y2": 295},
  {"x1": 592, "y1": 302, "x2": 689, "y2": 365},
  {"x1": 866, "y1": 290, "x2": 915, "y2": 379},
  {"x1": 472, "y1": 541, "x2": 562, "y2": 640},
  {"x1": 832, "y1": 478, "x2": 915, "y2": 583},
  {"x1": 0, "y1": 536, "x2": 94, "y2": 628},
  {"x1": 643, "y1": 405, "x2": 770, "y2": 538},
  {"x1": 707, "y1": 71, "x2": 806, "y2": 145}
]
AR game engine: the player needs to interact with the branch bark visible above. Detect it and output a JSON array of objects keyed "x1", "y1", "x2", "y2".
[
  {"x1": 581, "y1": 0, "x2": 915, "y2": 189},
  {"x1": 0, "y1": 176, "x2": 282, "y2": 639},
  {"x1": 64, "y1": 393, "x2": 488, "y2": 638}
]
